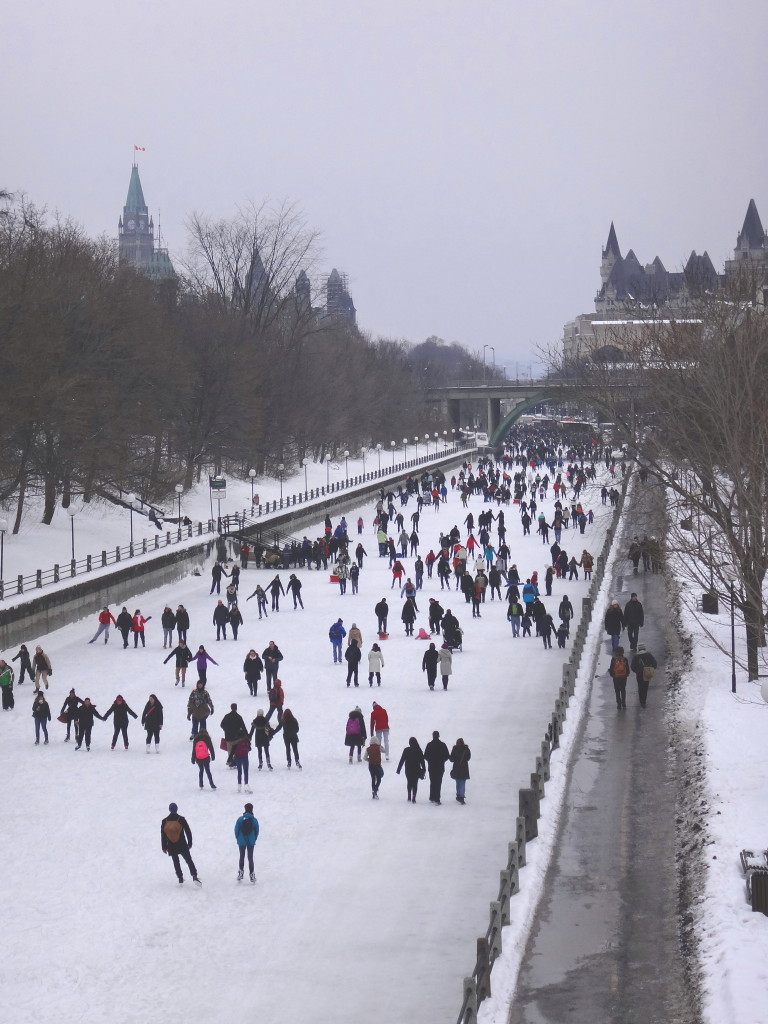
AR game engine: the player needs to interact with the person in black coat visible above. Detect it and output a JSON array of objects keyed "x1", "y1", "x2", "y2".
[
  {"x1": 421, "y1": 643, "x2": 440, "y2": 690},
  {"x1": 59, "y1": 689, "x2": 83, "y2": 742},
  {"x1": 243, "y1": 650, "x2": 264, "y2": 697},
  {"x1": 623, "y1": 593, "x2": 645, "y2": 652},
  {"x1": 161, "y1": 607, "x2": 177, "y2": 648},
  {"x1": 141, "y1": 694, "x2": 164, "y2": 751},
  {"x1": 272, "y1": 708, "x2": 301, "y2": 768},
  {"x1": 164, "y1": 641, "x2": 193, "y2": 687},
  {"x1": 630, "y1": 650, "x2": 658, "y2": 708},
  {"x1": 213, "y1": 600, "x2": 230, "y2": 641},
  {"x1": 449, "y1": 738, "x2": 471, "y2": 804},
  {"x1": 423, "y1": 730, "x2": 450, "y2": 804},
  {"x1": 175, "y1": 605, "x2": 190, "y2": 643},
  {"x1": 604, "y1": 601, "x2": 625, "y2": 651},
  {"x1": 116, "y1": 607, "x2": 134, "y2": 648},
  {"x1": 161, "y1": 802, "x2": 200, "y2": 885},
  {"x1": 374, "y1": 598, "x2": 389, "y2": 635},
  {"x1": 103, "y1": 695, "x2": 138, "y2": 749},
  {"x1": 401, "y1": 598, "x2": 417, "y2": 637},
  {"x1": 74, "y1": 698, "x2": 104, "y2": 750},
  {"x1": 229, "y1": 603, "x2": 244, "y2": 640},
  {"x1": 345, "y1": 639, "x2": 362, "y2": 687},
  {"x1": 220, "y1": 703, "x2": 249, "y2": 765},
  {"x1": 396, "y1": 737, "x2": 426, "y2": 803},
  {"x1": 262, "y1": 642, "x2": 283, "y2": 688},
  {"x1": 12, "y1": 644, "x2": 35, "y2": 684},
  {"x1": 428, "y1": 599, "x2": 444, "y2": 635},
  {"x1": 32, "y1": 692, "x2": 51, "y2": 744}
]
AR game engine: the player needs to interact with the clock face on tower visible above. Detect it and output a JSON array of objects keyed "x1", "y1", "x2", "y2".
[{"x1": 127, "y1": 219, "x2": 135, "y2": 230}]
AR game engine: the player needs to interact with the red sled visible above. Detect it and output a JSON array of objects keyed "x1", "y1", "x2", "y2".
[
  {"x1": 378, "y1": 632, "x2": 389, "y2": 640},
  {"x1": 330, "y1": 574, "x2": 340, "y2": 583}
]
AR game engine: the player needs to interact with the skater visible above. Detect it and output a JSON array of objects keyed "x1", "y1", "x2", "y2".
[
  {"x1": 0, "y1": 660, "x2": 14, "y2": 711},
  {"x1": 438, "y1": 644, "x2": 452, "y2": 690},
  {"x1": 59, "y1": 689, "x2": 82, "y2": 740},
  {"x1": 287, "y1": 574, "x2": 304, "y2": 609},
  {"x1": 11, "y1": 644, "x2": 34, "y2": 685},
  {"x1": 187, "y1": 680, "x2": 214, "y2": 738},
  {"x1": 74, "y1": 697, "x2": 104, "y2": 751},
  {"x1": 262, "y1": 641, "x2": 283, "y2": 688},
  {"x1": 367, "y1": 643, "x2": 384, "y2": 687},
  {"x1": 344, "y1": 706, "x2": 367, "y2": 763},
  {"x1": 103, "y1": 694, "x2": 138, "y2": 749},
  {"x1": 245, "y1": 584, "x2": 269, "y2": 619},
  {"x1": 401, "y1": 598, "x2": 417, "y2": 637},
  {"x1": 272, "y1": 708, "x2": 301, "y2": 768},
  {"x1": 176, "y1": 605, "x2": 190, "y2": 643},
  {"x1": 449, "y1": 737, "x2": 471, "y2": 803},
  {"x1": 329, "y1": 619, "x2": 346, "y2": 663},
  {"x1": 132, "y1": 609, "x2": 150, "y2": 648},
  {"x1": 192, "y1": 645, "x2": 218, "y2": 683},
  {"x1": 88, "y1": 607, "x2": 116, "y2": 644},
  {"x1": 32, "y1": 691, "x2": 50, "y2": 744},
  {"x1": 249, "y1": 709, "x2": 274, "y2": 770},
  {"x1": 630, "y1": 649, "x2": 658, "y2": 708},
  {"x1": 115, "y1": 607, "x2": 132, "y2": 648},
  {"x1": 234, "y1": 802, "x2": 259, "y2": 882},
  {"x1": 396, "y1": 736, "x2": 426, "y2": 803},
  {"x1": 228, "y1": 602, "x2": 243, "y2": 640},
  {"x1": 213, "y1": 600, "x2": 230, "y2": 641},
  {"x1": 268, "y1": 574, "x2": 285, "y2": 611},
  {"x1": 422, "y1": 643, "x2": 440, "y2": 690},
  {"x1": 370, "y1": 701, "x2": 390, "y2": 759},
  {"x1": 209, "y1": 561, "x2": 228, "y2": 595},
  {"x1": 191, "y1": 728, "x2": 217, "y2": 788},
  {"x1": 374, "y1": 598, "x2": 389, "y2": 635},
  {"x1": 243, "y1": 649, "x2": 264, "y2": 696},
  {"x1": 608, "y1": 646, "x2": 630, "y2": 709},
  {"x1": 232, "y1": 735, "x2": 252, "y2": 791},
  {"x1": 364, "y1": 737, "x2": 384, "y2": 798},
  {"x1": 424, "y1": 730, "x2": 450, "y2": 804},
  {"x1": 164, "y1": 640, "x2": 193, "y2": 686},
  {"x1": 141, "y1": 693, "x2": 163, "y2": 752},
  {"x1": 161, "y1": 803, "x2": 200, "y2": 885},
  {"x1": 220, "y1": 702, "x2": 249, "y2": 765},
  {"x1": 161, "y1": 607, "x2": 176, "y2": 648},
  {"x1": 345, "y1": 638, "x2": 362, "y2": 687},
  {"x1": 33, "y1": 646, "x2": 52, "y2": 690}
]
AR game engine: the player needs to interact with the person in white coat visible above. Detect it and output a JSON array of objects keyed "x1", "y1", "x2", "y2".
[
  {"x1": 438, "y1": 644, "x2": 453, "y2": 690},
  {"x1": 367, "y1": 643, "x2": 384, "y2": 687}
]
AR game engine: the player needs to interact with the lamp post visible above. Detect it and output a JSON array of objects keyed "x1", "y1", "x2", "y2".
[
  {"x1": 731, "y1": 580, "x2": 737, "y2": 694},
  {"x1": 248, "y1": 468, "x2": 256, "y2": 503},
  {"x1": 376, "y1": 443, "x2": 382, "y2": 472},
  {"x1": 126, "y1": 493, "x2": 136, "y2": 547},
  {"x1": 175, "y1": 483, "x2": 184, "y2": 540},
  {"x1": 403, "y1": 438, "x2": 408, "y2": 460},
  {"x1": 326, "y1": 453, "x2": 332, "y2": 488},
  {"x1": 66, "y1": 505, "x2": 78, "y2": 563},
  {"x1": 0, "y1": 517, "x2": 8, "y2": 585},
  {"x1": 424, "y1": 433, "x2": 429, "y2": 455},
  {"x1": 278, "y1": 463, "x2": 285, "y2": 502},
  {"x1": 391, "y1": 441, "x2": 396, "y2": 466},
  {"x1": 414, "y1": 436, "x2": 419, "y2": 457},
  {"x1": 344, "y1": 450, "x2": 350, "y2": 481},
  {"x1": 302, "y1": 460, "x2": 308, "y2": 497},
  {"x1": 483, "y1": 344, "x2": 488, "y2": 380}
]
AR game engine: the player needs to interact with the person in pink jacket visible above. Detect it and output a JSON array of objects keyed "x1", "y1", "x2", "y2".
[{"x1": 132, "y1": 610, "x2": 151, "y2": 648}]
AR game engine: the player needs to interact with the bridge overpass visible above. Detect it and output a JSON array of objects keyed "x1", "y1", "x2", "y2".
[{"x1": 424, "y1": 380, "x2": 639, "y2": 447}]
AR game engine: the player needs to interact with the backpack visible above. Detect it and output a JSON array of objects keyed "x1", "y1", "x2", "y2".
[
  {"x1": 612, "y1": 657, "x2": 628, "y2": 679},
  {"x1": 642, "y1": 664, "x2": 656, "y2": 683},
  {"x1": 163, "y1": 819, "x2": 184, "y2": 843},
  {"x1": 240, "y1": 816, "x2": 254, "y2": 837},
  {"x1": 194, "y1": 739, "x2": 209, "y2": 760}
]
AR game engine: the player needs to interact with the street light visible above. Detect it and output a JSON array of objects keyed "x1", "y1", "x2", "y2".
[
  {"x1": 126, "y1": 493, "x2": 136, "y2": 546},
  {"x1": 344, "y1": 450, "x2": 350, "y2": 481},
  {"x1": 278, "y1": 463, "x2": 285, "y2": 502},
  {"x1": 175, "y1": 483, "x2": 184, "y2": 540},
  {"x1": 376, "y1": 443, "x2": 382, "y2": 472},
  {"x1": 302, "y1": 460, "x2": 308, "y2": 497},
  {"x1": 403, "y1": 437, "x2": 408, "y2": 460},
  {"x1": 66, "y1": 504, "x2": 79, "y2": 563},
  {"x1": 248, "y1": 468, "x2": 256, "y2": 503},
  {"x1": 414, "y1": 436, "x2": 419, "y2": 457},
  {"x1": 390, "y1": 441, "x2": 396, "y2": 466},
  {"x1": 0, "y1": 517, "x2": 8, "y2": 585},
  {"x1": 326, "y1": 453, "x2": 332, "y2": 488}
]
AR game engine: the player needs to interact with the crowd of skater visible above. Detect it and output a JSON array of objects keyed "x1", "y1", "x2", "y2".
[{"x1": 0, "y1": 426, "x2": 661, "y2": 883}]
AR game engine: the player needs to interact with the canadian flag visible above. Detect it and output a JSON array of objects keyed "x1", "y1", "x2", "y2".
[{"x1": 134, "y1": 145, "x2": 146, "y2": 151}]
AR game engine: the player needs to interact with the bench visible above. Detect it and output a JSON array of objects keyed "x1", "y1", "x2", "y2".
[{"x1": 740, "y1": 849, "x2": 768, "y2": 911}]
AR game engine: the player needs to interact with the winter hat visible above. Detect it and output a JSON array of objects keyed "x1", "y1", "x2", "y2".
[
  {"x1": 169, "y1": 802, "x2": 178, "y2": 813},
  {"x1": 355, "y1": 706, "x2": 361, "y2": 713},
  {"x1": 372, "y1": 702, "x2": 378, "y2": 708},
  {"x1": 244, "y1": 803, "x2": 254, "y2": 813}
]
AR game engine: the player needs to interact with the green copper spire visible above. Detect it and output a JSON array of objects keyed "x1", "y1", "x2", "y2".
[{"x1": 124, "y1": 164, "x2": 148, "y2": 218}]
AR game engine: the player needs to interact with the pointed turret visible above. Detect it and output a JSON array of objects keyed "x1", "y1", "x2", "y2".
[
  {"x1": 736, "y1": 199, "x2": 766, "y2": 252},
  {"x1": 117, "y1": 163, "x2": 174, "y2": 281},
  {"x1": 603, "y1": 222, "x2": 622, "y2": 260},
  {"x1": 124, "y1": 164, "x2": 148, "y2": 219}
]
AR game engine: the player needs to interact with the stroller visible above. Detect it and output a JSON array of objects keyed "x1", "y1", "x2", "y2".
[{"x1": 442, "y1": 621, "x2": 463, "y2": 652}]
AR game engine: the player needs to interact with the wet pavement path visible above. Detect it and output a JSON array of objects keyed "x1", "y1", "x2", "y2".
[{"x1": 507, "y1": 485, "x2": 701, "y2": 1024}]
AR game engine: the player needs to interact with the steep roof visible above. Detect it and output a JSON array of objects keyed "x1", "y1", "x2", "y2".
[
  {"x1": 604, "y1": 222, "x2": 621, "y2": 260},
  {"x1": 124, "y1": 164, "x2": 148, "y2": 217},
  {"x1": 737, "y1": 199, "x2": 766, "y2": 250}
]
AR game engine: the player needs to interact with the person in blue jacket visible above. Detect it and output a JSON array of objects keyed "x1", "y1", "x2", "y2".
[
  {"x1": 329, "y1": 618, "x2": 346, "y2": 664},
  {"x1": 234, "y1": 802, "x2": 260, "y2": 882}
]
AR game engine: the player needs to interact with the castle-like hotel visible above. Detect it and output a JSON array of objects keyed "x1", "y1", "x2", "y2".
[
  {"x1": 563, "y1": 200, "x2": 768, "y2": 361},
  {"x1": 117, "y1": 163, "x2": 356, "y2": 324}
]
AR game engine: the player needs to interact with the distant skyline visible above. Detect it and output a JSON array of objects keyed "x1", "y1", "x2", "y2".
[{"x1": 4, "y1": 1, "x2": 768, "y2": 375}]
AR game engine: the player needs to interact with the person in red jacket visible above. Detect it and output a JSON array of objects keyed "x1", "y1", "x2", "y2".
[
  {"x1": 88, "y1": 607, "x2": 116, "y2": 644},
  {"x1": 132, "y1": 610, "x2": 151, "y2": 648},
  {"x1": 370, "y1": 701, "x2": 390, "y2": 760}
]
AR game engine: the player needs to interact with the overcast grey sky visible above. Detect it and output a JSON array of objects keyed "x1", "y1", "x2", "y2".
[{"x1": 5, "y1": 0, "x2": 768, "y2": 373}]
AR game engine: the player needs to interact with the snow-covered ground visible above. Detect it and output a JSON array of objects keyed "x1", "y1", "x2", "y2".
[{"x1": 1, "y1": 454, "x2": 767, "y2": 1023}]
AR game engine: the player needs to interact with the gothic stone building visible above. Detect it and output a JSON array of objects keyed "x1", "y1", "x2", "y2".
[{"x1": 118, "y1": 164, "x2": 175, "y2": 281}]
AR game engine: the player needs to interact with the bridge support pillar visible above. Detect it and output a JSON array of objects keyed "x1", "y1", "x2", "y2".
[
  {"x1": 448, "y1": 398, "x2": 461, "y2": 433},
  {"x1": 488, "y1": 397, "x2": 501, "y2": 439}
]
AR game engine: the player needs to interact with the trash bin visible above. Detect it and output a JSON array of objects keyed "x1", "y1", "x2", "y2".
[
  {"x1": 701, "y1": 592, "x2": 719, "y2": 614},
  {"x1": 751, "y1": 872, "x2": 768, "y2": 916}
]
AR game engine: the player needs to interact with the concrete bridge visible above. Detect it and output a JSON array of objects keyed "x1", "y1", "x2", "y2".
[{"x1": 425, "y1": 379, "x2": 639, "y2": 447}]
